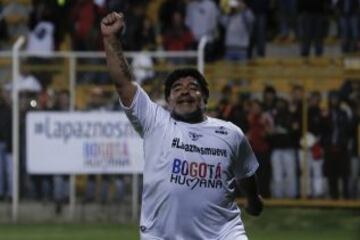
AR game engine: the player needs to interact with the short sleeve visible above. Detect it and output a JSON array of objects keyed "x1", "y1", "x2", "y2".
[
  {"x1": 232, "y1": 133, "x2": 259, "y2": 180},
  {"x1": 119, "y1": 84, "x2": 169, "y2": 138}
]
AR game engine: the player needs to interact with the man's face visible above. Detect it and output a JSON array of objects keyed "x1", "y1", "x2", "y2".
[{"x1": 167, "y1": 76, "x2": 206, "y2": 117}]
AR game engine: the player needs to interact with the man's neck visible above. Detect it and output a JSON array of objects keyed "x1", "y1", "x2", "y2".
[{"x1": 171, "y1": 110, "x2": 206, "y2": 124}]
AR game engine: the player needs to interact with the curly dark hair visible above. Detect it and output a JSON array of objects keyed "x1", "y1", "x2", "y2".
[{"x1": 164, "y1": 68, "x2": 209, "y2": 103}]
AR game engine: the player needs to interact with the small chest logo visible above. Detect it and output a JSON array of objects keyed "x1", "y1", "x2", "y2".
[
  {"x1": 215, "y1": 126, "x2": 228, "y2": 135},
  {"x1": 188, "y1": 131, "x2": 203, "y2": 141}
]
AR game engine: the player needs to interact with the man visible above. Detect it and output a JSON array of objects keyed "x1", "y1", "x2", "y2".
[{"x1": 101, "y1": 12, "x2": 263, "y2": 240}]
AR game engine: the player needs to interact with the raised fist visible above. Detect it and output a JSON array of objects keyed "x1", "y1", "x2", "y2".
[{"x1": 101, "y1": 12, "x2": 125, "y2": 38}]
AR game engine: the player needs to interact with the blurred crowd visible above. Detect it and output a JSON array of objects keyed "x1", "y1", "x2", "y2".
[
  {"x1": 0, "y1": 0, "x2": 359, "y2": 60},
  {"x1": 214, "y1": 81, "x2": 360, "y2": 200},
  {"x1": 0, "y1": 78, "x2": 359, "y2": 211},
  {"x1": 0, "y1": 0, "x2": 360, "y2": 213}
]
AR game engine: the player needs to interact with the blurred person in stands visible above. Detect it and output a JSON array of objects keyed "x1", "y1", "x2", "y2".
[
  {"x1": 101, "y1": 12, "x2": 263, "y2": 239},
  {"x1": 1, "y1": 1, "x2": 29, "y2": 49},
  {"x1": 289, "y1": 85, "x2": 304, "y2": 198},
  {"x1": 83, "y1": 87, "x2": 124, "y2": 204},
  {"x1": 51, "y1": 90, "x2": 70, "y2": 214},
  {"x1": 158, "y1": 0, "x2": 187, "y2": 34},
  {"x1": 216, "y1": 85, "x2": 249, "y2": 132},
  {"x1": 130, "y1": 15, "x2": 157, "y2": 84},
  {"x1": 0, "y1": 5, "x2": 10, "y2": 50},
  {"x1": 133, "y1": 15, "x2": 157, "y2": 51},
  {"x1": 162, "y1": 11, "x2": 195, "y2": 63},
  {"x1": 216, "y1": 84, "x2": 234, "y2": 120},
  {"x1": 70, "y1": 0, "x2": 106, "y2": 84},
  {"x1": 320, "y1": 90, "x2": 351, "y2": 199},
  {"x1": 120, "y1": 2, "x2": 148, "y2": 51},
  {"x1": 220, "y1": 0, "x2": 254, "y2": 62},
  {"x1": 185, "y1": 0, "x2": 221, "y2": 61},
  {"x1": 245, "y1": 0, "x2": 269, "y2": 57},
  {"x1": 29, "y1": 88, "x2": 56, "y2": 203},
  {"x1": 349, "y1": 100, "x2": 360, "y2": 199},
  {"x1": 28, "y1": 0, "x2": 65, "y2": 51},
  {"x1": 83, "y1": 87, "x2": 111, "y2": 203},
  {"x1": 297, "y1": 0, "x2": 332, "y2": 57},
  {"x1": 262, "y1": 85, "x2": 277, "y2": 113},
  {"x1": 269, "y1": 98, "x2": 298, "y2": 198},
  {"x1": 305, "y1": 91, "x2": 325, "y2": 198},
  {"x1": 70, "y1": 0, "x2": 102, "y2": 51},
  {"x1": 334, "y1": 0, "x2": 360, "y2": 53},
  {"x1": 0, "y1": 88, "x2": 12, "y2": 201},
  {"x1": 274, "y1": 0, "x2": 297, "y2": 43},
  {"x1": 105, "y1": 0, "x2": 130, "y2": 14},
  {"x1": 26, "y1": 3, "x2": 58, "y2": 89},
  {"x1": 17, "y1": 89, "x2": 41, "y2": 200},
  {"x1": 229, "y1": 92, "x2": 251, "y2": 133},
  {"x1": 26, "y1": 7, "x2": 55, "y2": 56},
  {"x1": 247, "y1": 99, "x2": 273, "y2": 198},
  {"x1": 4, "y1": 63, "x2": 42, "y2": 93}
]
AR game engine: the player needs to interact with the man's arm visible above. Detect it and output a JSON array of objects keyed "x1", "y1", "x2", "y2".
[
  {"x1": 101, "y1": 12, "x2": 137, "y2": 107},
  {"x1": 238, "y1": 174, "x2": 263, "y2": 216}
]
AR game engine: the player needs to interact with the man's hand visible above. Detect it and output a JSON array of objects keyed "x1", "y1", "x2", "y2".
[
  {"x1": 101, "y1": 12, "x2": 125, "y2": 39},
  {"x1": 245, "y1": 194, "x2": 263, "y2": 216}
]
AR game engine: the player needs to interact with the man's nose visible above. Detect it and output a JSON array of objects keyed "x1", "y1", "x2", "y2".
[{"x1": 179, "y1": 88, "x2": 190, "y2": 95}]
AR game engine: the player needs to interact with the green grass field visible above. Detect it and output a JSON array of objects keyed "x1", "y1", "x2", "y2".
[{"x1": 0, "y1": 208, "x2": 359, "y2": 240}]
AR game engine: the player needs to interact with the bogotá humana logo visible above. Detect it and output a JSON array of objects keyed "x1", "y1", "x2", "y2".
[{"x1": 170, "y1": 158, "x2": 223, "y2": 190}]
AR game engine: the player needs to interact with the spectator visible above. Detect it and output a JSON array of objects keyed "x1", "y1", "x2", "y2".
[
  {"x1": 70, "y1": 0, "x2": 101, "y2": 51},
  {"x1": 5, "y1": 64, "x2": 42, "y2": 93},
  {"x1": 216, "y1": 84, "x2": 234, "y2": 120},
  {"x1": 245, "y1": 0, "x2": 270, "y2": 57},
  {"x1": 26, "y1": 9, "x2": 55, "y2": 56},
  {"x1": 335, "y1": 0, "x2": 359, "y2": 53},
  {"x1": 83, "y1": 87, "x2": 107, "y2": 203},
  {"x1": 269, "y1": 98, "x2": 298, "y2": 198},
  {"x1": 247, "y1": 99, "x2": 273, "y2": 198},
  {"x1": 132, "y1": 16, "x2": 157, "y2": 51},
  {"x1": 289, "y1": 85, "x2": 304, "y2": 197},
  {"x1": 349, "y1": 101, "x2": 359, "y2": 199},
  {"x1": 220, "y1": 0, "x2": 254, "y2": 62},
  {"x1": 262, "y1": 85, "x2": 277, "y2": 113},
  {"x1": 0, "y1": 11, "x2": 9, "y2": 50},
  {"x1": 162, "y1": 11, "x2": 194, "y2": 52},
  {"x1": 320, "y1": 90, "x2": 351, "y2": 199},
  {"x1": 29, "y1": 88, "x2": 56, "y2": 203},
  {"x1": 131, "y1": 53, "x2": 155, "y2": 85},
  {"x1": 83, "y1": 87, "x2": 119, "y2": 204},
  {"x1": 158, "y1": 0, "x2": 187, "y2": 34},
  {"x1": 0, "y1": 88, "x2": 12, "y2": 201},
  {"x1": 274, "y1": 0, "x2": 297, "y2": 42},
  {"x1": 297, "y1": 0, "x2": 332, "y2": 57},
  {"x1": 305, "y1": 91, "x2": 325, "y2": 198},
  {"x1": 185, "y1": 0, "x2": 221, "y2": 61},
  {"x1": 229, "y1": 92, "x2": 251, "y2": 133},
  {"x1": 51, "y1": 90, "x2": 70, "y2": 214},
  {"x1": 121, "y1": 2, "x2": 147, "y2": 51},
  {"x1": 105, "y1": 0, "x2": 130, "y2": 13},
  {"x1": 18, "y1": 91, "x2": 41, "y2": 200},
  {"x1": 1, "y1": 1, "x2": 30, "y2": 47},
  {"x1": 28, "y1": 0, "x2": 66, "y2": 51}
]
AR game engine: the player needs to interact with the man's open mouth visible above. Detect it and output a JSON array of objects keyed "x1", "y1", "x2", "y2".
[{"x1": 177, "y1": 98, "x2": 195, "y2": 104}]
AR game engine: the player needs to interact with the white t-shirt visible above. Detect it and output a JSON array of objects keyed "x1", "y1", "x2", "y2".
[
  {"x1": 120, "y1": 85, "x2": 258, "y2": 240},
  {"x1": 26, "y1": 21, "x2": 54, "y2": 56}
]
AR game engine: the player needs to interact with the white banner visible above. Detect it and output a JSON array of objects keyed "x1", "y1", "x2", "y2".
[{"x1": 26, "y1": 112, "x2": 144, "y2": 174}]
